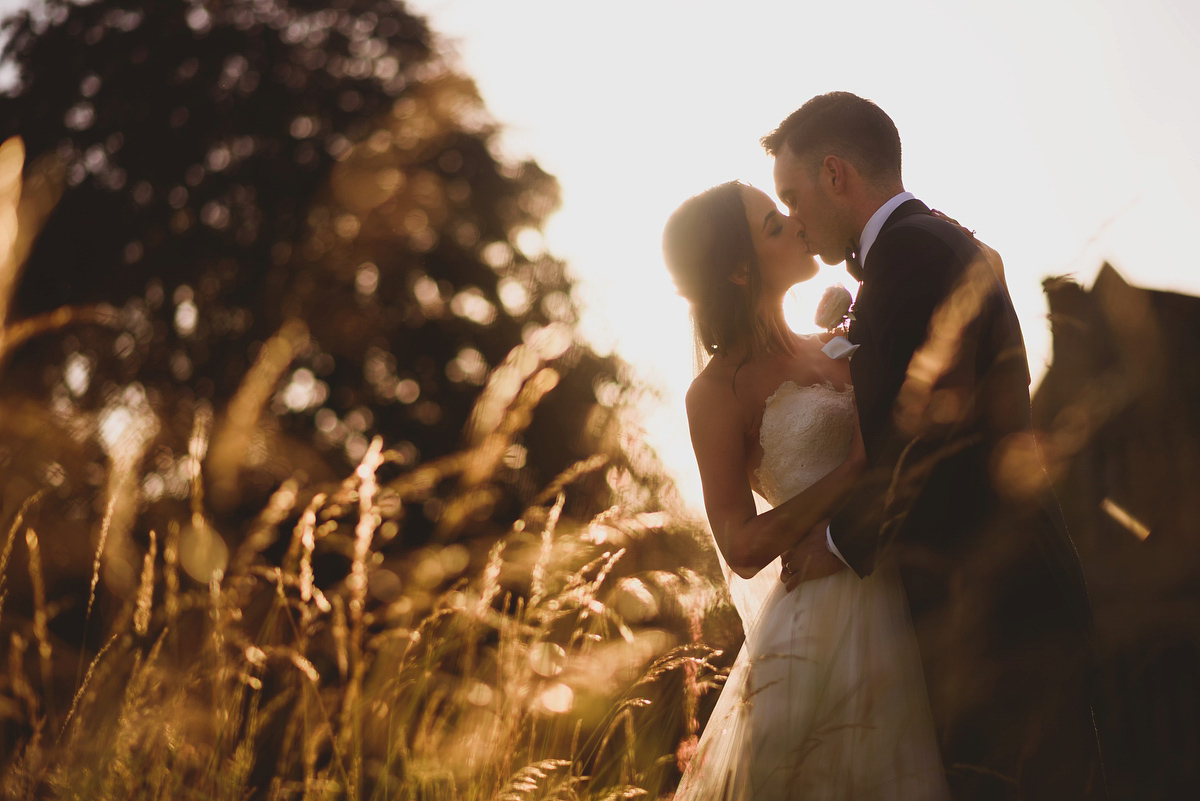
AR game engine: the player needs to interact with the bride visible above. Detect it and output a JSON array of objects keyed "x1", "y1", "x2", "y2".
[{"x1": 662, "y1": 181, "x2": 950, "y2": 799}]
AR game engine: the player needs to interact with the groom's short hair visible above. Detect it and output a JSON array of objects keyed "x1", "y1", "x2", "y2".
[{"x1": 762, "y1": 92, "x2": 902, "y2": 184}]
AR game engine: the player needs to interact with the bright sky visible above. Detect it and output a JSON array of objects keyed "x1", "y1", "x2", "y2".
[{"x1": 407, "y1": 0, "x2": 1200, "y2": 516}]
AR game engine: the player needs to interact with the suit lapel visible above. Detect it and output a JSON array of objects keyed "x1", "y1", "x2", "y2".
[
  {"x1": 860, "y1": 198, "x2": 930, "y2": 279},
  {"x1": 848, "y1": 198, "x2": 930, "y2": 347}
]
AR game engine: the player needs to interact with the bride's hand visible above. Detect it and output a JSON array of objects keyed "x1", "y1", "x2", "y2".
[
  {"x1": 930, "y1": 208, "x2": 1007, "y2": 290},
  {"x1": 780, "y1": 521, "x2": 845, "y2": 591}
]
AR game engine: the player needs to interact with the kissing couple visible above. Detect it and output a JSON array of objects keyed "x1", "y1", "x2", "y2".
[{"x1": 664, "y1": 92, "x2": 1105, "y2": 800}]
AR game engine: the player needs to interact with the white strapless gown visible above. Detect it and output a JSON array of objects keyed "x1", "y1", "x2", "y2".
[{"x1": 675, "y1": 381, "x2": 950, "y2": 800}]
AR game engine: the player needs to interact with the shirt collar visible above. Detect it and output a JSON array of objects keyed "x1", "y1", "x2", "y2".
[{"x1": 857, "y1": 190, "x2": 916, "y2": 265}]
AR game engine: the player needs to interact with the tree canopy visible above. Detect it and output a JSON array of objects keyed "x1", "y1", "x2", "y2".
[{"x1": 0, "y1": 0, "x2": 673, "y2": 567}]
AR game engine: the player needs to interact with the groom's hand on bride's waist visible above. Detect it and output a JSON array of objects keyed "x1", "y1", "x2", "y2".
[{"x1": 781, "y1": 521, "x2": 846, "y2": 592}]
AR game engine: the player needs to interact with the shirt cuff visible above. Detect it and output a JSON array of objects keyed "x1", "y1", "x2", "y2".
[{"x1": 825, "y1": 524, "x2": 850, "y2": 567}]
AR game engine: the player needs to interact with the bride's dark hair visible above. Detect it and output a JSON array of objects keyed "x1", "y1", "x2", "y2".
[{"x1": 662, "y1": 181, "x2": 775, "y2": 366}]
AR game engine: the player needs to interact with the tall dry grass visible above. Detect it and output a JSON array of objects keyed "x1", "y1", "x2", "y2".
[
  {"x1": 0, "y1": 135, "x2": 736, "y2": 799},
  {"x1": 1, "y1": 414, "x2": 730, "y2": 800}
]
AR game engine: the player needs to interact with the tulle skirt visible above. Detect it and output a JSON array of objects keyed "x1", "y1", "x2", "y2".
[{"x1": 675, "y1": 560, "x2": 950, "y2": 801}]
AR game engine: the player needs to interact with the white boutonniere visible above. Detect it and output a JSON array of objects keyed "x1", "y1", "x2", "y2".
[
  {"x1": 815, "y1": 285, "x2": 859, "y2": 360},
  {"x1": 815, "y1": 285, "x2": 855, "y2": 331}
]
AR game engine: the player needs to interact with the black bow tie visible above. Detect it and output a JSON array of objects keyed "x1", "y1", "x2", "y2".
[{"x1": 845, "y1": 246, "x2": 864, "y2": 282}]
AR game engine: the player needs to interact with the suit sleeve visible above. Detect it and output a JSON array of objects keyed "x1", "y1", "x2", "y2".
[{"x1": 828, "y1": 226, "x2": 968, "y2": 576}]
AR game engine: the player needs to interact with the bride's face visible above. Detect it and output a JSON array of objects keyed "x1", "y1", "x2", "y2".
[{"x1": 740, "y1": 186, "x2": 818, "y2": 293}]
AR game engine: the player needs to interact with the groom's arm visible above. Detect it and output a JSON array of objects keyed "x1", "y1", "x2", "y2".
[{"x1": 828, "y1": 225, "x2": 968, "y2": 577}]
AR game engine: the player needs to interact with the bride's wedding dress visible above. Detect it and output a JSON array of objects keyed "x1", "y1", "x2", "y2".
[{"x1": 675, "y1": 381, "x2": 950, "y2": 800}]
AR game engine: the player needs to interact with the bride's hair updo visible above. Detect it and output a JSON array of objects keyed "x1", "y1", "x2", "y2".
[{"x1": 662, "y1": 181, "x2": 774, "y2": 363}]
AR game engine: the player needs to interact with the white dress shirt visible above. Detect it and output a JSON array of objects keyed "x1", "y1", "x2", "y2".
[{"x1": 823, "y1": 190, "x2": 917, "y2": 569}]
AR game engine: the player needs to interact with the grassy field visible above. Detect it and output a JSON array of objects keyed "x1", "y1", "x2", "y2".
[
  {"x1": 0, "y1": 133, "x2": 739, "y2": 799},
  {"x1": 0, "y1": 360, "x2": 737, "y2": 800}
]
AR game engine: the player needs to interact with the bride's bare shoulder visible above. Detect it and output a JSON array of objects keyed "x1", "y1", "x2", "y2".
[
  {"x1": 804, "y1": 330, "x2": 844, "y2": 346},
  {"x1": 686, "y1": 357, "x2": 738, "y2": 416}
]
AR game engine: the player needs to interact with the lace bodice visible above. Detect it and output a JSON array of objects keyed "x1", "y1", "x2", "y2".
[{"x1": 755, "y1": 380, "x2": 856, "y2": 507}]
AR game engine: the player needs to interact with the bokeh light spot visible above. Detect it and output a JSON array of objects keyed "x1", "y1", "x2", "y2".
[
  {"x1": 497, "y1": 277, "x2": 530, "y2": 316},
  {"x1": 174, "y1": 299, "x2": 198, "y2": 336},
  {"x1": 280, "y1": 368, "x2": 327, "y2": 412},
  {"x1": 450, "y1": 287, "x2": 496, "y2": 325},
  {"x1": 64, "y1": 352, "x2": 92, "y2": 397},
  {"x1": 529, "y1": 642, "x2": 566, "y2": 677},
  {"x1": 536, "y1": 682, "x2": 573, "y2": 714},
  {"x1": 446, "y1": 347, "x2": 487, "y2": 385},
  {"x1": 395, "y1": 378, "x2": 420, "y2": 404},
  {"x1": 480, "y1": 241, "x2": 513, "y2": 270},
  {"x1": 180, "y1": 522, "x2": 229, "y2": 583}
]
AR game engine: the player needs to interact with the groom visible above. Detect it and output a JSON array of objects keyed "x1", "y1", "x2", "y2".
[{"x1": 767, "y1": 93, "x2": 1104, "y2": 799}]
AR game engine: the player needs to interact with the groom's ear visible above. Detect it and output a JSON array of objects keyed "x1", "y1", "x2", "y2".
[{"x1": 822, "y1": 155, "x2": 850, "y2": 194}]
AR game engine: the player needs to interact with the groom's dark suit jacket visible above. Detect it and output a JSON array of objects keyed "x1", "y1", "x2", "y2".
[{"x1": 829, "y1": 199, "x2": 1103, "y2": 799}]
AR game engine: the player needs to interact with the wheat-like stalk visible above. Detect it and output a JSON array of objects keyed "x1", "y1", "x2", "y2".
[
  {"x1": 206, "y1": 321, "x2": 307, "y2": 509},
  {"x1": 82, "y1": 493, "x2": 117, "y2": 658},
  {"x1": 231, "y1": 476, "x2": 301, "y2": 576},
  {"x1": 0, "y1": 489, "x2": 44, "y2": 626},
  {"x1": 530, "y1": 492, "x2": 566, "y2": 607},
  {"x1": 133, "y1": 529, "x2": 157, "y2": 636},
  {"x1": 56, "y1": 631, "x2": 120, "y2": 747},
  {"x1": 24, "y1": 528, "x2": 53, "y2": 720},
  {"x1": 163, "y1": 519, "x2": 180, "y2": 631}
]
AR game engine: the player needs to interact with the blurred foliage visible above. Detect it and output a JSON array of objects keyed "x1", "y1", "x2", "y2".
[
  {"x1": 1034, "y1": 265, "x2": 1200, "y2": 800},
  {"x1": 0, "y1": 0, "x2": 682, "y2": 601}
]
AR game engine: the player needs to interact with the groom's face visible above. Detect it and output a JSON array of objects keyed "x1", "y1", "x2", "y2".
[{"x1": 773, "y1": 146, "x2": 843, "y2": 266}]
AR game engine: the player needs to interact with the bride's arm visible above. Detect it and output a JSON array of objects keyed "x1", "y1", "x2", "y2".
[{"x1": 686, "y1": 375, "x2": 866, "y2": 579}]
